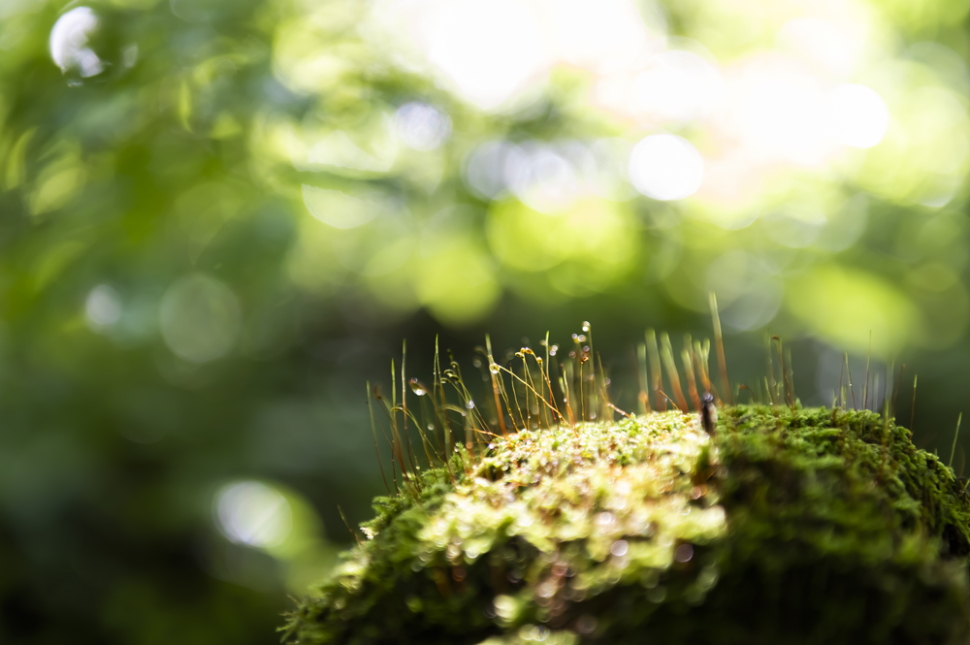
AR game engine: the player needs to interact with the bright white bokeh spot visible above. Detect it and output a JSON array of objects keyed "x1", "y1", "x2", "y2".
[
  {"x1": 550, "y1": 0, "x2": 655, "y2": 73},
  {"x1": 628, "y1": 134, "x2": 704, "y2": 201},
  {"x1": 778, "y1": 18, "x2": 862, "y2": 76},
  {"x1": 49, "y1": 7, "x2": 104, "y2": 78},
  {"x1": 159, "y1": 273, "x2": 241, "y2": 364},
  {"x1": 301, "y1": 186, "x2": 379, "y2": 229},
  {"x1": 427, "y1": 0, "x2": 550, "y2": 109},
  {"x1": 734, "y1": 60, "x2": 833, "y2": 165},
  {"x1": 392, "y1": 102, "x2": 452, "y2": 150},
  {"x1": 826, "y1": 84, "x2": 890, "y2": 149},
  {"x1": 85, "y1": 284, "x2": 122, "y2": 329},
  {"x1": 215, "y1": 481, "x2": 292, "y2": 549},
  {"x1": 633, "y1": 50, "x2": 724, "y2": 123}
]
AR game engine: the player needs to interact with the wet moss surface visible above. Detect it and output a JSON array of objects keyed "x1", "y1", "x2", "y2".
[{"x1": 282, "y1": 406, "x2": 970, "y2": 644}]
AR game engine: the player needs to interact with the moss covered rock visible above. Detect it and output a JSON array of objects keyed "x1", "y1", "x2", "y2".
[{"x1": 283, "y1": 406, "x2": 970, "y2": 644}]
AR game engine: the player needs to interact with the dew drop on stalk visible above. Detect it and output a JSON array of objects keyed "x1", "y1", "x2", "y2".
[{"x1": 409, "y1": 377, "x2": 428, "y2": 396}]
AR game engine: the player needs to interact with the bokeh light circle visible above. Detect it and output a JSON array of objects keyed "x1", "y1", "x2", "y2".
[
  {"x1": 628, "y1": 134, "x2": 704, "y2": 201},
  {"x1": 159, "y1": 273, "x2": 242, "y2": 364}
]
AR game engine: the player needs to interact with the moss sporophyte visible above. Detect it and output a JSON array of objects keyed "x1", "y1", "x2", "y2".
[{"x1": 282, "y1": 327, "x2": 970, "y2": 645}]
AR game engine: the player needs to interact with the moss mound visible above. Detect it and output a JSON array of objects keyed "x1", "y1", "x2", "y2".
[{"x1": 283, "y1": 406, "x2": 970, "y2": 644}]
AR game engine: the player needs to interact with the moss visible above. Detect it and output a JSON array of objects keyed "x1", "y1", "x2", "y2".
[{"x1": 283, "y1": 406, "x2": 970, "y2": 644}]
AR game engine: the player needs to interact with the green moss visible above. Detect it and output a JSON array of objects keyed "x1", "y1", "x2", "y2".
[{"x1": 283, "y1": 406, "x2": 970, "y2": 644}]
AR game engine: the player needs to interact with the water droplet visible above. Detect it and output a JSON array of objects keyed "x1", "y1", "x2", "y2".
[
  {"x1": 582, "y1": 321, "x2": 591, "y2": 332},
  {"x1": 409, "y1": 377, "x2": 428, "y2": 396},
  {"x1": 489, "y1": 363, "x2": 501, "y2": 375},
  {"x1": 466, "y1": 400, "x2": 476, "y2": 410},
  {"x1": 610, "y1": 539, "x2": 629, "y2": 557},
  {"x1": 549, "y1": 345, "x2": 559, "y2": 357}
]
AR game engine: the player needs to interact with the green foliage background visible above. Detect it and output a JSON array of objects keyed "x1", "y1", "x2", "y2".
[{"x1": 3, "y1": 0, "x2": 970, "y2": 642}]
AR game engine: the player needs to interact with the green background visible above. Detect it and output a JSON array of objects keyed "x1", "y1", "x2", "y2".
[{"x1": 3, "y1": 0, "x2": 970, "y2": 642}]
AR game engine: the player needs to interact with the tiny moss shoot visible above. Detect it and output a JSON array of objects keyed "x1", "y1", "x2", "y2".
[{"x1": 282, "y1": 324, "x2": 970, "y2": 644}]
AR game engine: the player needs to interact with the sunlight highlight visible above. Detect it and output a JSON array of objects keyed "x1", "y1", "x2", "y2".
[
  {"x1": 49, "y1": 7, "x2": 103, "y2": 79},
  {"x1": 216, "y1": 481, "x2": 293, "y2": 549},
  {"x1": 427, "y1": 0, "x2": 550, "y2": 109},
  {"x1": 628, "y1": 134, "x2": 704, "y2": 201},
  {"x1": 827, "y1": 84, "x2": 890, "y2": 149},
  {"x1": 633, "y1": 50, "x2": 724, "y2": 123},
  {"x1": 549, "y1": 0, "x2": 658, "y2": 73}
]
